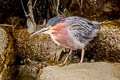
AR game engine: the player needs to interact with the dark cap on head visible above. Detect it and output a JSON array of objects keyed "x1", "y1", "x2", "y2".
[{"x1": 45, "y1": 16, "x2": 64, "y2": 27}]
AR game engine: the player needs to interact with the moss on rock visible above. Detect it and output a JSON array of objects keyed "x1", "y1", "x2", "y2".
[{"x1": 0, "y1": 26, "x2": 16, "y2": 80}]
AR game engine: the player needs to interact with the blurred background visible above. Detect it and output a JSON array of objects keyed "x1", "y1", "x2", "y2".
[{"x1": 0, "y1": 0, "x2": 120, "y2": 25}]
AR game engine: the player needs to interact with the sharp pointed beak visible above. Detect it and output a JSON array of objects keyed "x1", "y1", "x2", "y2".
[{"x1": 30, "y1": 26, "x2": 52, "y2": 37}]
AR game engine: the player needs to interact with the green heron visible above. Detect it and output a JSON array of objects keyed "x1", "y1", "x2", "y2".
[{"x1": 31, "y1": 16, "x2": 100, "y2": 64}]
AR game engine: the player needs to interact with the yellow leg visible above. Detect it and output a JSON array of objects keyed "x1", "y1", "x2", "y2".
[
  {"x1": 80, "y1": 48, "x2": 85, "y2": 63},
  {"x1": 56, "y1": 49, "x2": 63, "y2": 62},
  {"x1": 63, "y1": 48, "x2": 72, "y2": 64}
]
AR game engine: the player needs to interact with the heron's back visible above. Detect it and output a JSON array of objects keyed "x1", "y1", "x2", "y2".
[{"x1": 64, "y1": 16, "x2": 100, "y2": 49}]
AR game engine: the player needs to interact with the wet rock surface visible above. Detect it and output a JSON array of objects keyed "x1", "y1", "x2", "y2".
[{"x1": 40, "y1": 62, "x2": 120, "y2": 80}]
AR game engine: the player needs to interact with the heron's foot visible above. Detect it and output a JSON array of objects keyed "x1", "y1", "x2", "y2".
[
  {"x1": 58, "y1": 63, "x2": 66, "y2": 67},
  {"x1": 57, "y1": 48, "x2": 72, "y2": 67},
  {"x1": 57, "y1": 55, "x2": 70, "y2": 67},
  {"x1": 58, "y1": 61, "x2": 70, "y2": 67}
]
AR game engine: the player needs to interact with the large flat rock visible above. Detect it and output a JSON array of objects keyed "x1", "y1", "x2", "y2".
[{"x1": 40, "y1": 62, "x2": 120, "y2": 80}]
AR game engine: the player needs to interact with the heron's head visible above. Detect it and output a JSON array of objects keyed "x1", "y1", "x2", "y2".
[
  {"x1": 30, "y1": 26, "x2": 52, "y2": 36},
  {"x1": 45, "y1": 16, "x2": 64, "y2": 27},
  {"x1": 30, "y1": 16, "x2": 64, "y2": 36}
]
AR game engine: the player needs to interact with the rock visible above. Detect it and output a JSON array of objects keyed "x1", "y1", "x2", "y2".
[
  {"x1": 14, "y1": 23, "x2": 120, "y2": 64},
  {"x1": 14, "y1": 29, "x2": 63, "y2": 64},
  {"x1": 14, "y1": 65, "x2": 39, "y2": 80},
  {"x1": 40, "y1": 62, "x2": 120, "y2": 80},
  {"x1": 86, "y1": 23, "x2": 120, "y2": 62},
  {"x1": 0, "y1": 26, "x2": 16, "y2": 80}
]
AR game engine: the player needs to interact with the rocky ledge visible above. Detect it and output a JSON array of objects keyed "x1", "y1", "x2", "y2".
[{"x1": 40, "y1": 62, "x2": 120, "y2": 80}]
